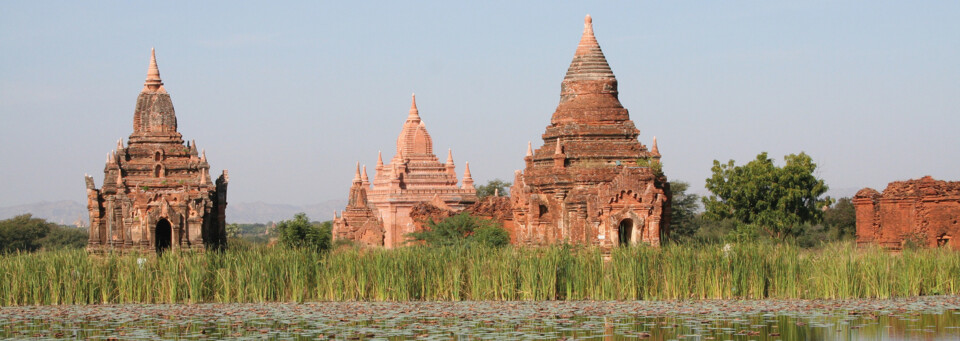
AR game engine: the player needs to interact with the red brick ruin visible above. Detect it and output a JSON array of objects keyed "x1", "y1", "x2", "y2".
[
  {"x1": 85, "y1": 49, "x2": 228, "y2": 253},
  {"x1": 332, "y1": 95, "x2": 478, "y2": 248},
  {"x1": 854, "y1": 176, "x2": 960, "y2": 250},
  {"x1": 509, "y1": 15, "x2": 670, "y2": 247}
]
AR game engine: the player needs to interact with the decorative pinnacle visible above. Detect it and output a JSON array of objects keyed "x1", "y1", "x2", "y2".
[
  {"x1": 353, "y1": 162, "x2": 361, "y2": 182},
  {"x1": 464, "y1": 161, "x2": 473, "y2": 178},
  {"x1": 526, "y1": 141, "x2": 533, "y2": 157},
  {"x1": 377, "y1": 151, "x2": 384, "y2": 167},
  {"x1": 201, "y1": 149, "x2": 207, "y2": 162},
  {"x1": 446, "y1": 148, "x2": 454, "y2": 165},
  {"x1": 143, "y1": 48, "x2": 165, "y2": 92},
  {"x1": 408, "y1": 93, "x2": 420, "y2": 119},
  {"x1": 555, "y1": 139, "x2": 563, "y2": 155},
  {"x1": 361, "y1": 165, "x2": 369, "y2": 183},
  {"x1": 652, "y1": 136, "x2": 659, "y2": 154},
  {"x1": 116, "y1": 139, "x2": 123, "y2": 151}
]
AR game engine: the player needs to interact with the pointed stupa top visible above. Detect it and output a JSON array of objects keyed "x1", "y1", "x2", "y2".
[
  {"x1": 651, "y1": 136, "x2": 659, "y2": 154},
  {"x1": 555, "y1": 139, "x2": 563, "y2": 155},
  {"x1": 361, "y1": 165, "x2": 369, "y2": 183},
  {"x1": 564, "y1": 15, "x2": 615, "y2": 82},
  {"x1": 353, "y1": 162, "x2": 361, "y2": 182},
  {"x1": 143, "y1": 48, "x2": 166, "y2": 93},
  {"x1": 377, "y1": 151, "x2": 384, "y2": 168},
  {"x1": 462, "y1": 161, "x2": 475, "y2": 190},
  {"x1": 526, "y1": 141, "x2": 533, "y2": 157},
  {"x1": 408, "y1": 93, "x2": 420, "y2": 120},
  {"x1": 446, "y1": 149, "x2": 454, "y2": 165}
]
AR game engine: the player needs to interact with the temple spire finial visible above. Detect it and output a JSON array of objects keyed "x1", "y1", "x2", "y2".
[
  {"x1": 555, "y1": 138, "x2": 563, "y2": 155},
  {"x1": 377, "y1": 151, "x2": 384, "y2": 168},
  {"x1": 462, "y1": 161, "x2": 475, "y2": 190},
  {"x1": 446, "y1": 148, "x2": 454, "y2": 165},
  {"x1": 408, "y1": 93, "x2": 420, "y2": 119},
  {"x1": 353, "y1": 162, "x2": 361, "y2": 182},
  {"x1": 143, "y1": 48, "x2": 166, "y2": 93},
  {"x1": 526, "y1": 141, "x2": 533, "y2": 157},
  {"x1": 651, "y1": 136, "x2": 659, "y2": 154},
  {"x1": 361, "y1": 165, "x2": 369, "y2": 185}
]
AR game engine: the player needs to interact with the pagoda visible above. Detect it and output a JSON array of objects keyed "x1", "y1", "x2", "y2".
[
  {"x1": 85, "y1": 49, "x2": 228, "y2": 253},
  {"x1": 333, "y1": 95, "x2": 477, "y2": 248},
  {"x1": 510, "y1": 16, "x2": 671, "y2": 247}
]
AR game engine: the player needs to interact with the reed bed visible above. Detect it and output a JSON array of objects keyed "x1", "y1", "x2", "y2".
[{"x1": 1, "y1": 242, "x2": 958, "y2": 305}]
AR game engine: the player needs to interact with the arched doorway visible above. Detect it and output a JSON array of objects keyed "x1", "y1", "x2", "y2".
[
  {"x1": 155, "y1": 219, "x2": 172, "y2": 253},
  {"x1": 618, "y1": 219, "x2": 633, "y2": 246}
]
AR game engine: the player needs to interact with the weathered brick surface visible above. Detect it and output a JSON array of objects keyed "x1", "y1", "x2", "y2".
[
  {"x1": 509, "y1": 16, "x2": 670, "y2": 248},
  {"x1": 854, "y1": 176, "x2": 960, "y2": 249},
  {"x1": 333, "y1": 95, "x2": 477, "y2": 248},
  {"x1": 86, "y1": 49, "x2": 228, "y2": 253}
]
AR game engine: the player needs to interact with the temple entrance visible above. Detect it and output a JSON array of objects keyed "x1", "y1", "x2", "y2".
[
  {"x1": 155, "y1": 219, "x2": 172, "y2": 254},
  {"x1": 937, "y1": 234, "x2": 952, "y2": 247},
  {"x1": 618, "y1": 219, "x2": 633, "y2": 246}
]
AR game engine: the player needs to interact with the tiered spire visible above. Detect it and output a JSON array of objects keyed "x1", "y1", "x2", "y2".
[
  {"x1": 462, "y1": 162, "x2": 475, "y2": 190},
  {"x1": 143, "y1": 48, "x2": 166, "y2": 93},
  {"x1": 651, "y1": 136, "x2": 659, "y2": 154},
  {"x1": 408, "y1": 93, "x2": 420, "y2": 120},
  {"x1": 361, "y1": 165, "x2": 370, "y2": 187},
  {"x1": 352, "y1": 162, "x2": 361, "y2": 183},
  {"x1": 564, "y1": 15, "x2": 615, "y2": 82}
]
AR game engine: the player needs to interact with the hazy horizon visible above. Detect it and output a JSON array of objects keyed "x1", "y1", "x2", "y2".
[{"x1": 1, "y1": 2, "x2": 958, "y2": 210}]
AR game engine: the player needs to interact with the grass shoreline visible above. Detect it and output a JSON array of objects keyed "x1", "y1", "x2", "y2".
[{"x1": 2, "y1": 242, "x2": 958, "y2": 306}]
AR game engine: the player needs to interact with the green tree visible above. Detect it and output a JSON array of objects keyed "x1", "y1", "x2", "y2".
[
  {"x1": 703, "y1": 152, "x2": 832, "y2": 240},
  {"x1": 275, "y1": 213, "x2": 331, "y2": 252},
  {"x1": 667, "y1": 181, "x2": 701, "y2": 238},
  {"x1": 408, "y1": 212, "x2": 510, "y2": 248},
  {"x1": 0, "y1": 214, "x2": 55, "y2": 253},
  {"x1": 40, "y1": 226, "x2": 87, "y2": 250},
  {"x1": 226, "y1": 223, "x2": 241, "y2": 239},
  {"x1": 476, "y1": 179, "x2": 511, "y2": 199},
  {"x1": 823, "y1": 197, "x2": 856, "y2": 239}
]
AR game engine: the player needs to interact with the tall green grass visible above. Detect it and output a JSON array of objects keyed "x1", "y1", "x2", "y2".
[{"x1": 1, "y1": 241, "x2": 958, "y2": 305}]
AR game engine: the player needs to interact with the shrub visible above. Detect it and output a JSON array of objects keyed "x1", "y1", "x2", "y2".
[
  {"x1": 409, "y1": 212, "x2": 510, "y2": 248},
  {"x1": 275, "y1": 213, "x2": 331, "y2": 252}
]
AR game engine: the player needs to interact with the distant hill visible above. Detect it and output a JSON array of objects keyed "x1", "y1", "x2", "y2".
[
  {"x1": 0, "y1": 199, "x2": 347, "y2": 225},
  {"x1": 0, "y1": 200, "x2": 87, "y2": 226}
]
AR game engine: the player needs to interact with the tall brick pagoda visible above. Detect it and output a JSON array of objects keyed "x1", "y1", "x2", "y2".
[
  {"x1": 85, "y1": 49, "x2": 228, "y2": 253},
  {"x1": 333, "y1": 94, "x2": 477, "y2": 248},
  {"x1": 510, "y1": 15, "x2": 670, "y2": 247}
]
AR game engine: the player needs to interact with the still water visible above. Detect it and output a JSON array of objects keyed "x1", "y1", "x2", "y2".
[{"x1": 1, "y1": 297, "x2": 958, "y2": 340}]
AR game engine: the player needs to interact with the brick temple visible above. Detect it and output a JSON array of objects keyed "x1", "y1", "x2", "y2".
[
  {"x1": 854, "y1": 176, "x2": 960, "y2": 249},
  {"x1": 332, "y1": 95, "x2": 478, "y2": 248},
  {"x1": 509, "y1": 15, "x2": 671, "y2": 247},
  {"x1": 85, "y1": 49, "x2": 229, "y2": 253}
]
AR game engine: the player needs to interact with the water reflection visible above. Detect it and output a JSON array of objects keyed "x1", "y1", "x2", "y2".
[{"x1": 0, "y1": 301, "x2": 957, "y2": 340}]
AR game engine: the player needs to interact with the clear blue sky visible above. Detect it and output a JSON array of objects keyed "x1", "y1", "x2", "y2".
[{"x1": 1, "y1": 1, "x2": 958, "y2": 207}]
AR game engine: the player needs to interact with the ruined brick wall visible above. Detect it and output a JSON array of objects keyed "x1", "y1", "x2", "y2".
[{"x1": 854, "y1": 176, "x2": 960, "y2": 249}]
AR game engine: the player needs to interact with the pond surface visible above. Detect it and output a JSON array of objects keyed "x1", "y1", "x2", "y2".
[{"x1": 1, "y1": 296, "x2": 959, "y2": 340}]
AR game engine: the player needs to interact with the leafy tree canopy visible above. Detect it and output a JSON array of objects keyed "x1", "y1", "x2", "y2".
[
  {"x1": 667, "y1": 181, "x2": 701, "y2": 238},
  {"x1": 476, "y1": 179, "x2": 511, "y2": 199},
  {"x1": 823, "y1": 197, "x2": 856, "y2": 239},
  {"x1": 703, "y1": 152, "x2": 832, "y2": 239},
  {"x1": 408, "y1": 212, "x2": 510, "y2": 248},
  {"x1": 0, "y1": 214, "x2": 85, "y2": 253},
  {"x1": 275, "y1": 213, "x2": 332, "y2": 252}
]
